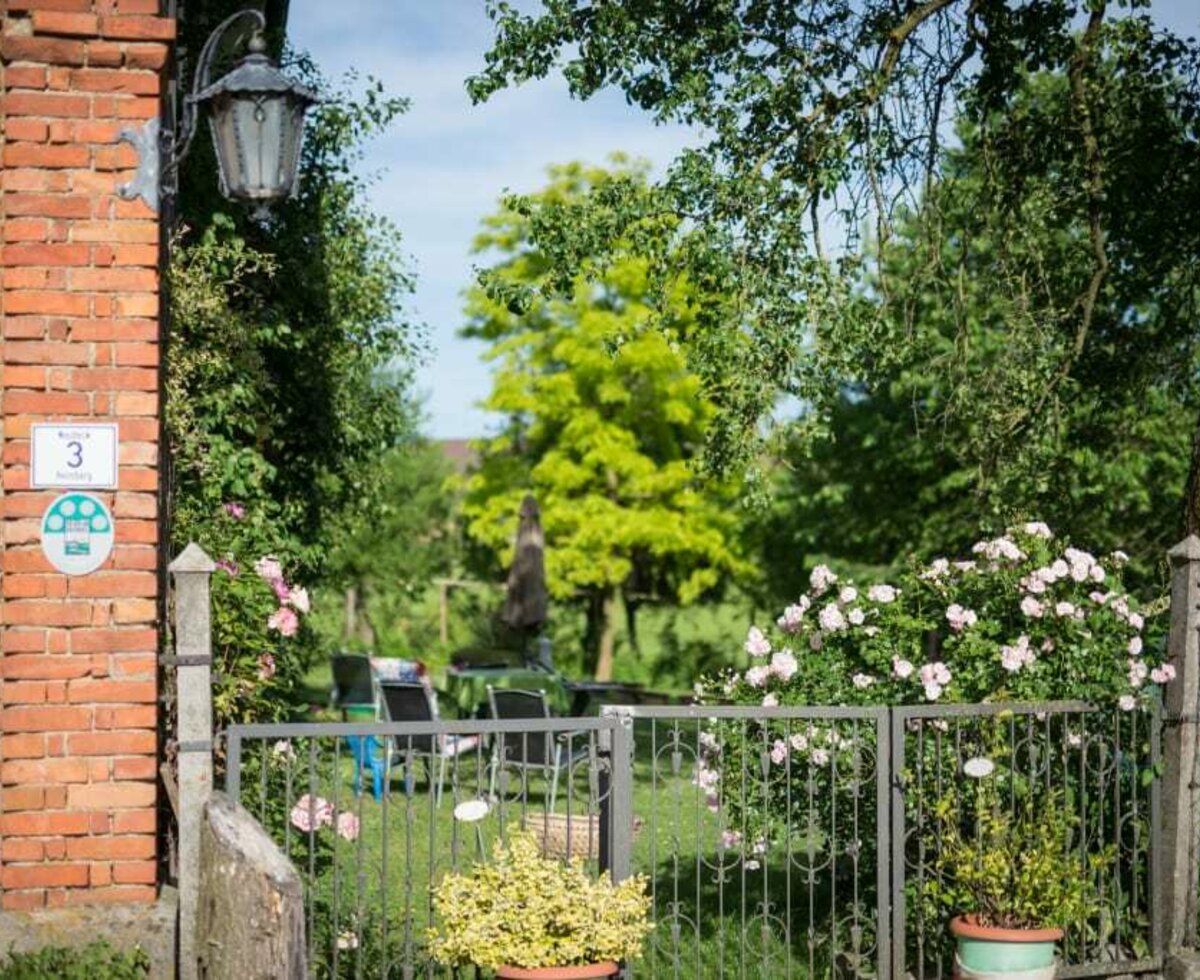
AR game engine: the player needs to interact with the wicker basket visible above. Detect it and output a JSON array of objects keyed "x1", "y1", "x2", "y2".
[{"x1": 521, "y1": 813, "x2": 642, "y2": 861}]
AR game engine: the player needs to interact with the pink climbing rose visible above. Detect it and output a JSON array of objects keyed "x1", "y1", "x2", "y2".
[{"x1": 268, "y1": 606, "x2": 299, "y2": 637}]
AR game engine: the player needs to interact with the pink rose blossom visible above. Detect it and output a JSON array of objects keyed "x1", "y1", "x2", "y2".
[
  {"x1": 761, "y1": 693, "x2": 778, "y2": 707},
  {"x1": 868, "y1": 584, "x2": 897, "y2": 603},
  {"x1": 1152, "y1": 664, "x2": 1177, "y2": 684},
  {"x1": 268, "y1": 606, "x2": 300, "y2": 638},
  {"x1": 945, "y1": 604, "x2": 977, "y2": 632},
  {"x1": 852, "y1": 673, "x2": 874, "y2": 689},
  {"x1": 770, "y1": 740, "x2": 788, "y2": 765},
  {"x1": 777, "y1": 599, "x2": 809, "y2": 633},
  {"x1": 223, "y1": 501, "x2": 246, "y2": 520},
  {"x1": 720, "y1": 829, "x2": 742, "y2": 850},
  {"x1": 216, "y1": 558, "x2": 239, "y2": 577},
  {"x1": 818, "y1": 604, "x2": 848, "y2": 632},
  {"x1": 744, "y1": 665, "x2": 770, "y2": 688},
  {"x1": 1020, "y1": 596, "x2": 1044, "y2": 618},
  {"x1": 288, "y1": 587, "x2": 310, "y2": 614},
  {"x1": 1128, "y1": 612, "x2": 1144, "y2": 631},
  {"x1": 809, "y1": 564, "x2": 838, "y2": 593},
  {"x1": 290, "y1": 795, "x2": 333, "y2": 832},
  {"x1": 810, "y1": 748, "x2": 831, "y2": 766},
  {"x1": 1128, "y1": 636, "x2": 1143, "y2": 656},
  {"x1": 272, "y1": 578, "x2": 291, "y2": 603},
  {"x1": 847, "y1": 608, "x2": 865, "y2": 626},
  {"x1": 770, "y1": 649, "x2": 798, "y2": 682},
  {"x1": 838, "y1": 586, "x2": 858, "y2": 604},
  {"x1": 892, "y1": 657, "x2": 914, "y2": 680},
  {"x1": 1118, "y1": 694, "x2": 1137, "y2": 712},
  {"x1": 1054, "y1": 601, "x2": 1076, "y2": 618},
  {"x1": 254, "y1": 556, "x2": 284, "y2": 583},
  {"x1": 336, "y1": 811, "x2": 360, "y2": 841},
  {"x1": 744, "y1": 626, "x2": 771, "y2": 658},
  {"x1": 1021, "y1": 522, "x2": 1053, "y2": 539}
]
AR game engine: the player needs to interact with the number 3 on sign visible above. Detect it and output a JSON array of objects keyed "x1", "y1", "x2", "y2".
[{"x1": 66, "y1": 441, "x2": 83, "y2": 468}]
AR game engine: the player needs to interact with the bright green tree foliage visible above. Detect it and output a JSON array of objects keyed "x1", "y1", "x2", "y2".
[{"x1": 463, "y1": 163, "x2": 747, "y2": 680}]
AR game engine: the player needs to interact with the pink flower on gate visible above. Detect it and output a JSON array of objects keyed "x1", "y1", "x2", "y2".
[
  {"x1": 290, "y1": 794, "x2": 333, "y2": 832},
  {"x1": 852, "y1": 673, "x2": 874, "y2": 689},
  {"x1": 744, "y1": 665, "x2": 770, "y2": 688},
  {"x1": 336, "y1": 811, "x2": 360, "y2": 842},
  {"x1": 1118, "y1": 694, "x2": 1137, "y2": 712},
  {"x1": 776, "y1": 601, "x2": 808, "y2": 633},
  {"x1": 769, "y1": 649, "x2": 798, "y2": 682},
  {"x1": 272, "y1": 578, "x2": 291, "y2": 603},
  {"x1": 770, "y1": 739, "x2": 788, "y2": 765},
  {"x1": 223, "y1": 501, "x2": 246, "y2": 520},
  {"x1": 269, "y1": 606, "x2": 300, "y2": 638},
  {"x1": 818, "y1": 604, "x2": 847, "y2": 632},
  {"x1": 867, "y1": 584, "x2": 898, "y2": 604},
  {"x1": 891, "y1": 657, "x2": 914, "y2": 680},
  {"x1": 720, "y1": 829, "x2": 742, "y2": 850},
  {"x1": 258, "y1": 653, "x2": 276, "y2": 680},
  {"x1": 809, "y1": 564, "x2": 838, "y2": 594}
]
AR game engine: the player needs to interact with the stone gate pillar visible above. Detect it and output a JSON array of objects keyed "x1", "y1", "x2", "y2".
[{"x1": 1, "y1": 0, "x2": 172, "y2": 913}]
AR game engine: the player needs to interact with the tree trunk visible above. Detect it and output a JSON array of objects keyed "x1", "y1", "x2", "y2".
[
  {"x1": 594, "y1": 587, "x2": 618, "y2": 682},
  {"x1": 197, "y1": 792, "x2": 306, "y2": 979},
  {"x1": 624, "y1": 591, "x2": 641, "y2": 657},
  {"x1": 1183, "y1": 406, "x2": 1200, "y2": 537}
]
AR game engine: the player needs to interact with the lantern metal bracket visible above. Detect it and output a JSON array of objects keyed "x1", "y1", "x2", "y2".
[
  {"x1": 116, "y1": 8, "x2": 268, "y2": 213},
  {"x1": 116, "y1": 117, "x2": 162, "y2": 211}
]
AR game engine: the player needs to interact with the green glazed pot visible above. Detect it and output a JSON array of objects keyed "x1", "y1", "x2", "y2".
[{"x1": 951, "y1": 916, "x2": 1061, "y2": 979}]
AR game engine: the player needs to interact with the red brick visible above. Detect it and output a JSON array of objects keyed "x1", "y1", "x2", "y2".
[
  {"x1": 7, "y1": 66, "x2": 49, "y2": 89},
  {"x1": 2, "y1": 865, "x2": 90, "y2": 890},
  {"x1": 3, "y1": 390, "x2": 90, "y2": 414},
  {"x1": 67, "y1": 679, "x2": 156, "y2": 703},
  {"x1": 68, "y1": 731, "x2": 156, "y2": 756},
  {"x1": 3, "y1": 601, "x2": 95, "y2": 627},
  {"x1": 1, "y1": 787, "x2": 46, "y2": 811},
  {"x1": 67, "y1": 571, "x2": 157, "y2": 598},
  {"x1": 0, "y1": 36, "x2": 88, "y2": 66},
  {"x1": 112, "y1": 808, "x2": 156, "y2": 834},
  {"x1": 6, "y1": 120, "x2": 51, "y2": 142},
  {"x1": 113, "y1": 757, "x2": 156, "y2": 780},
  {"x1": 2, "y1": 840, "x2": 47, "y2": 862},
  {"x1": 67, "y1": 781, "x2": 155, "y2": 809},
  {"x1": 71, "y1": 220, "x2": 157, "y2": 243},
  {"x1": 3, "y1": 366, "x2": 48, "y2": 387},
  {"x1": 122, "y1": 44, "x2": 167, "y2": 70},
  {"x1": 69, "y1": 627, "x2": 156, "y2": 653},
  {"x1": 4, "y1": 144, "x2": 90, "y2": 168},
  {"x1": 68, "y1": 68, "x2": 160, "y2": 94},
  {"x1": 98, "y1": 15, "x2": 174, "y2": 40},
  {"x1": 1, "y1": 811, "x2": 90, "y2": 836},
  {"x1": 111, "y1": 860, "x2": 156, "y2": 884},
  {"x1": 5, "y1": 339, "x2": 92, "y2": 362},
  {"x1": 6, "y1": 194, "x2": 92, "y2": 219},
  {"x1": 69, "y1": 267, "x2": 156, "y2": 292},
  {"x1": 67, "y1": 836, "x2": 155, "y2": 861},
  {"x1": 94, "y1": 705, "x2": 155, "y2": 729},
  {"x1": 3, "y1": 656, "x2": 93, "y2": 681},
  {"x1": 2, "y1": 734, "x2": 47, "y2": 759},
  {"x1": 1, "y1": 681, "x2": 49, "y2": 703},
  {"x1": 2, "y1": 243, "x2": 92, "y2": 267},
  {"x1": 2, "y1": 93, "x2": 91, "y2": 118},
  {"x1": 1, "y1": 892, "x2": 46, "y2": 912},
  {"x1": 2, "y1": 758, "x2": 90, "y2": 784},
  {"x1": 85, "y1": 40, "x2": 124, "y2": 67},
  {"x1": 4, "y1": 218, "x2": 51, "y2": 242},
  {"x1": 4, "y1": 291, "x2": 90, "y2": 315},
  {"x1": 30, "y1": 10, "x2": 99, "y2": 35},
  {"x1": 1, "y1": 706, "x2": 92, "y2": 732}
]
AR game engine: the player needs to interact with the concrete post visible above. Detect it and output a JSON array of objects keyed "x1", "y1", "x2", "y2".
[
  {"x1": 1162, "y1": 536, "x2": 1200, "y2": 952},
  {"x1": 169, "y1": 543, "x2": 217, "y2": 980}
]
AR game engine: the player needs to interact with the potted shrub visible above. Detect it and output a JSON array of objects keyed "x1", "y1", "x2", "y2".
[
  {"x1": 427, "y1": 829, "x2": 652, "y2": 978},
  {"x1": 929, "y1": 754, "x2": 1112, "y2": 979}
]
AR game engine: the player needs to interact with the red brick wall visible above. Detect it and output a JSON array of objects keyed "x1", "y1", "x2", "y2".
[{"x1": 1, "y1": 0, "x2": 171, "y2": 909}]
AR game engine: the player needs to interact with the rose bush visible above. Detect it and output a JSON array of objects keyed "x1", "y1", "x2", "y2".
[{"x1": 698, "y1": 522, "x2": 1168, "y2": 711}]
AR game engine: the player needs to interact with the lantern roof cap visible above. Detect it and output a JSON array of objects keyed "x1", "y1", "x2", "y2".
[{"x1": 193, "y1": 49, "x2": 318, "y2": 106}]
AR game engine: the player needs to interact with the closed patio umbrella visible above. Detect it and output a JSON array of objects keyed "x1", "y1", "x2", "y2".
[{"x1": 501, "y1": 495, "x2": 548, "y2": 642}]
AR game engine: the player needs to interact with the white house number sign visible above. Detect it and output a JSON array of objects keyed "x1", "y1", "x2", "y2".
[{"x1": 31, "y1": 423, "x2": 119, "y2": 490}]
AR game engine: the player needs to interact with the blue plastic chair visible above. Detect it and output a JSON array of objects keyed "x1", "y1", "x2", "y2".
[{"x1": 348, "y1": 734, "x2": 386, "y2": 800}]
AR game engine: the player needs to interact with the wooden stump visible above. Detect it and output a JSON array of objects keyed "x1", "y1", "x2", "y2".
[{"x1": 196, "y1": 792, "x2": 307, "y2": 979}]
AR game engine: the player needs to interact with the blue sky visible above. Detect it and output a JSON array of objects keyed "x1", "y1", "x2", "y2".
[{"x1": 288, "y1": 1, "x2": 1198, "y2": 440}]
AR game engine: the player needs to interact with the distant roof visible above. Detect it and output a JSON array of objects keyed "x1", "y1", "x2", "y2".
[{"x1": 438, "y1": 439, "x2": 477, "y2": 474}]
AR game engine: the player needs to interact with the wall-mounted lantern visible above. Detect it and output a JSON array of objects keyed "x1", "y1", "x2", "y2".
[{"x1": 119, "y1": 9, "x2": 317, "y2": 216}]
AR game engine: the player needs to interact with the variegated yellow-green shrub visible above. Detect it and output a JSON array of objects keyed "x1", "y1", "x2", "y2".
[{"x1": 427, "y1": 831, "x2": 652, "y2": 970}]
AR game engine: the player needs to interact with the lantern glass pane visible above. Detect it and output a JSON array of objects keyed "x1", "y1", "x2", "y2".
[{"x1": 210, "y1": 93, "x2": 294, "y2": 201}]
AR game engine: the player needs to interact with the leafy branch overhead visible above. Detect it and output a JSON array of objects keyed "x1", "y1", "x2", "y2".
[{"x1": 471, "y1": 1, "x2": 1200, "y2": 496}]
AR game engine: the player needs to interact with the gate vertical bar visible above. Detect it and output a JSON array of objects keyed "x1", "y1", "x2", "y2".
[
  {"x1": 1151, "y1": 697, "x2": 1164, "y2": 959},
  {"x1": 875, "y1": 711, "x2": 892, "y2": 980},
  {"x1": 1161, "y1": 535, "x2": 1200, "y2": 951},
  {"x1": 890, "y1": 708, "x2": 907, "y2": 980},
  {"x1": 170, "y1": 542, "x2": 217, "y2": 980}
]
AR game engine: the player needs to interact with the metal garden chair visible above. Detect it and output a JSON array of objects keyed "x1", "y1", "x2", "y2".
[{"x1": 485, "y1": 686, "x2": 589, "y2": 812}]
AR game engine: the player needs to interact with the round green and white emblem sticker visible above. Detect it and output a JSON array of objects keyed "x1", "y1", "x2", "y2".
[{"x1": 41, "y1": 492, "x2": 114, "y2": 576}]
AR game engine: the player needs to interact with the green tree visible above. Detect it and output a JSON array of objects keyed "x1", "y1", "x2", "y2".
[
  {"x1": 757, "y1": 65, "x2": 1196, "y2": 594},
  {"x1": 470, "y1": 3, "x2": 1200, "y2": 535},
  {"x1": 463, "y1": 162, "x2": 748, "y2": 680}
]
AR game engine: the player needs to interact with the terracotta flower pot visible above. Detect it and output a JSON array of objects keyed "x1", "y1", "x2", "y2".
[
  {"x1": 950, "y1": 916, "x2": 1062, "y2": 979},
  {"x1": 494, "y1": 963, "x2": 619, "y2": 979}
]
